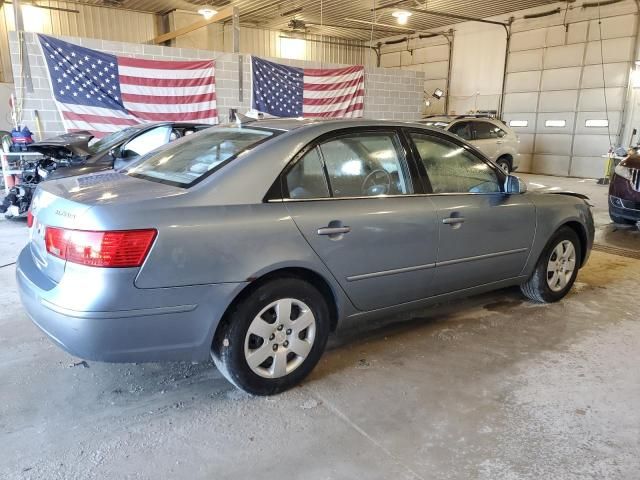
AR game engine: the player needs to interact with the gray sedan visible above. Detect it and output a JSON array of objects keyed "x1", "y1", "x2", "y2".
[{"x1": 17, "y1": 119, "x2": 594, "y2": 395}]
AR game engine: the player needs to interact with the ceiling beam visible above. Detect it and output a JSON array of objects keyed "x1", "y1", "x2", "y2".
[
  {"x1": 343, "y1": 18, "x2": 416, "y2": 33},
  {"x1": 151, "y1": 5, "x2": 233, "y2": 44}
]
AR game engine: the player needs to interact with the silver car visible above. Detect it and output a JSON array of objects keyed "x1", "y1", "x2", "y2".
[
  {"x1": 17, "y1": 119, "x2": 594, "y2": 395},
  {"x1": 418, "y1": 116, "x2": 521, "y2": 173}
]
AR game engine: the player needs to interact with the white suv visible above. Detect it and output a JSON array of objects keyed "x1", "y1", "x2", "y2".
[{"x1": 418, "y1": 116, "x2": 521, "y2": 173}]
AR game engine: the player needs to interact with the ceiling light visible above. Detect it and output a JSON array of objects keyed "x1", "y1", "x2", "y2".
[
  {"x1": 198, "y1": 8, "x2": 217, "y2": 19},
  {"x1": 392, "y1": 10, "x2": 412, "y2": 25}
]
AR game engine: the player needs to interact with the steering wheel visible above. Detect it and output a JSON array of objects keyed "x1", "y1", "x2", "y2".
[{"x1": 361, "y1": 169, "x2": 392, "y2": 196}]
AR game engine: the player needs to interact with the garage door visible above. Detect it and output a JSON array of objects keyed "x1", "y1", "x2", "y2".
[{"x1": 502, "y1": 14, "x2": 636, "y2": 177}]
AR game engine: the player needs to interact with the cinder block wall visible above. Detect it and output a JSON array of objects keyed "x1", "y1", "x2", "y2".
[{"x1": 10, "y1": 32, "x2": 424, "y2": 140}]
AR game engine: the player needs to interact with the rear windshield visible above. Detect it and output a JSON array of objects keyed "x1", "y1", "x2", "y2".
[{"x1": 125, "y1": 126, "x2": 274, "y2": 187}]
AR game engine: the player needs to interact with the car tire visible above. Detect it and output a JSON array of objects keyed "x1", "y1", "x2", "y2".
[
  {"x1": 496, "y1": 157, "x2": 511, "y2": 174},
  {"x1": 520, "y1": 226, "x2": 581, "y2": 303},
  {"x1": 211, "y1": 277, "x2": 330, "y2": 395}
]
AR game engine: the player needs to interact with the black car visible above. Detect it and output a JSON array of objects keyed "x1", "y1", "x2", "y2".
[
  {"x1": 1, "y1": 122, "x2": 210, "y2": 218},
  {"x1": 29, "y1": 122, "x2": 211, "y2": 180}
]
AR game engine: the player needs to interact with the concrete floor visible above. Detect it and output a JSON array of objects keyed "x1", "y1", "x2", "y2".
[{"x1": 1, "y1": 175, "x2": 639, "y2": 480}]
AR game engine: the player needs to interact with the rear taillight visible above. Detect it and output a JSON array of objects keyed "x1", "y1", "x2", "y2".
[
  {"x1": 27, "y1": 210, "x2": 34, "y2": 228},
  {"x1": 45, "y1": 227, "x2": 157, "y2": 268}
]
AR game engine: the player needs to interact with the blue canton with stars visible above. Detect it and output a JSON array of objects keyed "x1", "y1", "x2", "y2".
[
  {"x1": 251, "y1": 57, "x2": 303, "y2": 117},
  {"x1": 39, "y1": 34, "x2": 126, "y2": 112}
]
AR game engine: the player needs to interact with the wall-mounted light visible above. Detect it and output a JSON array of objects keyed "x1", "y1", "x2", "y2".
[
  {"x1": 198, "y1": 8, "x2": 218, "y2": 19},
  {"x1": 392, "y1": 10, "x2": 412, "y2": 25},
  {"x1": 432, "y1": 88, "x2": 444, "y2": 99}
]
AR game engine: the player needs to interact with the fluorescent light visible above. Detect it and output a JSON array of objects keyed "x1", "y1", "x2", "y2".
[
  {"x1": 545, "y1": 119, "x2": 566, "y2": 128},
  {"x1": 509, "y1": 120, "x2": 528, "y2": 127},
  {"x1": 198, "y1": 8, "x2": 217, "y2": 19},
  {"x1": 585, "y1": 119, "x2": 609, "y2": 127},
  {"x1": 392, "y1": 10, "x2": 412, "y2": 25}
]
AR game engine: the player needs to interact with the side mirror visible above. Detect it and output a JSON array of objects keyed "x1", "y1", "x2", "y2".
[{"x1": 505, "y1": 174, "x2": 527, "y2": 194}]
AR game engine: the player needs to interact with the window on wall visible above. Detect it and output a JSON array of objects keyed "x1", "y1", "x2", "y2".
[
  {"x1": 509, "y1": 120, "x2": 528, "y2": 128},
  {"x1": 585, "y1": 119, "x2": 609, "y2": 128},
  {"x1": 280, "y1": 37, "x2": 306, "y2": 60},
  {"x1": 545, "y1": 120, "x2": 566, "y2": 128}
]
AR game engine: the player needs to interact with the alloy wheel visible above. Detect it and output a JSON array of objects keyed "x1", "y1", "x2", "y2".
[
  {"x1": 546, "y1": 240, "x2": 577, "y2": 292},
  {"x1": 244, "y1": 298, "x2": 317, "y2": 379}
]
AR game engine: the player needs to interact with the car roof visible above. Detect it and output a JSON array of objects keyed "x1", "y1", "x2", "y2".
[
  {"x1": 234, "y1": 117, "x2": 443, "y2": 133},
  {"x1": 129, "y1": 121, "x2": 210, "y2": 130}
]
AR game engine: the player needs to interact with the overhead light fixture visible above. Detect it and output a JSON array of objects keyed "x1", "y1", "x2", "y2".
[
  {"x1": 392, "y1": 10, "x2": 412, "y2": 25},
  {"x1": 198, "y1": 8, "x2": 218, "y2": 19}
]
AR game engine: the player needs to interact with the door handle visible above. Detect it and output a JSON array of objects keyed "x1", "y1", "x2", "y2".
[
  {"x1": 318, "y1": 226, "x2": 351, "y2": 236},
  {"x1": 442, "y1": 217, "x2": 465, "y2": 225}
]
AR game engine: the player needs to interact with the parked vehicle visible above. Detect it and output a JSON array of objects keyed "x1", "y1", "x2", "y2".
[
  {"x1": 18, "y1": 119, "x2": 594, "y2": 395},
  {"x1": 609, "y1": 150, "x2": 640, "y2": 225},
  {"x1": 1, "y1": 122, "x2": 210, "y2": 218},
  {"x1": 417, "y1": 115, "x2": 521, "y2": 173}
]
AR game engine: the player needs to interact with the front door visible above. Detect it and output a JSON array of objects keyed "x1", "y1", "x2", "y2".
[
  {"x1": 282, "y1": 129, "x2": 440, "y2": 311},
  {"x1": 408, "y1": 130, "x2": 535, "y2": 295}
]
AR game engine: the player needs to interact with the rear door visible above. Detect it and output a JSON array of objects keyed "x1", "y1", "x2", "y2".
[
  {"x1": 281, "y1": 128, "x2": 440, "y2": 311},
  {"x1": 469, "y1": 121, "x2": 504, "y2": 161},
  {"x1": 407, "y1": 130, "x2": 535, "y2": 295}
]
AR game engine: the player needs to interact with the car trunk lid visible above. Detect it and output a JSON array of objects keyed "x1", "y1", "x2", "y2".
[{"x1": 28, "y1": 171, "x2": 184, "y2": 283}]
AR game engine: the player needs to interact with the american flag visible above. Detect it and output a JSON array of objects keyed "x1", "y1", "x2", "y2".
[
  {"x1": 38, "y1": 34, "x2": 217, "y2": 138},
  {"x1": 251, "y1": 56, "x2": 365, "y2": 118}
]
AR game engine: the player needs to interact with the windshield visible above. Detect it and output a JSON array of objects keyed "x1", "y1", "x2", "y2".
[
  {"x1": 125, "y1": 126, "x2": 274, "y2": 187},
  {"x1": 88, "y1": 126, "x2": 140, "y2": 154}
]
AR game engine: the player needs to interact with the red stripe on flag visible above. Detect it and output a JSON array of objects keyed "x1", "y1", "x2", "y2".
[
  {"x1": 126, "y1": 109, "x2": 218, "y2": 121},
  {"x1": 304, "y1": 66, "x2": 364, "y2": 76},
  {"x1": 303, "y1": 90, "x2": 365, "y2": 106},
  {"x1": 118, "y1": 57, "x2": 215, "y2": 70},
  {"x1": 303, "y1": 77, "x2": 363, "y2": 92},
  {"x1": 62, "y1": 111, "x2": 138, "y2": 126},
  {"x1": 119, "y1": 75, "x2": 215, "y2": 87},
  {"x1": 303, "y1": 102, "x2": 364, "y2": 118},
  {"x1": 121, "y1": 92, "x2": 217, "y2": 105}
]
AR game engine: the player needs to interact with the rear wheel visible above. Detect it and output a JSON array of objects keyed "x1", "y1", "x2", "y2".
[
  {"x1": 496, "y1": 157, "x2": 511, "y2": 174},
  {"x1": 211, "y1": 277, "x2": 330, "y2": 395},
  {"x1": 521, "y1": 227, "x2": 581, "y2": 303}
]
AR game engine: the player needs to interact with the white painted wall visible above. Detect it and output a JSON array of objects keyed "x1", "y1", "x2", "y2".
[{"x1": 376, "y1": 0, "x2": 640, "y2": 177}]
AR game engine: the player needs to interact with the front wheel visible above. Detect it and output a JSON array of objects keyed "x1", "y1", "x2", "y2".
[
  {"x1": 496, "y1": 157, "x2": 511, "y2": 174},
  {"x1": 211, "y1": 277, "x2": 330, "y2": 395},
  {"x1": 521, "y1": 227, "x2": 581, "y2": 303}
]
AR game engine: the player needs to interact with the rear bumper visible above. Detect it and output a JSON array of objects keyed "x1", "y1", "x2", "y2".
[{"x1": 17, "y1": 247, "x2": 246, "y2": 363}]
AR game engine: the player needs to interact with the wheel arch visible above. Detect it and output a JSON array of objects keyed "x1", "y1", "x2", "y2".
[
  {"x1": 559, "y1": 220, "x2": 589, "y2": 268},
  {"x1": 496, "y1": 153, "x2": 513, "y2": 169},
  {"x1": 213, "y1": 267, "x2": 342, "y2": 347}
]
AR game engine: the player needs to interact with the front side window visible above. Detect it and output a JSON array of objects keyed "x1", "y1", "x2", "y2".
[
  {"x1": 286, "y1": 147, "x2": 330, "y2": 199},
  {"x1": 318, "y1": 132, "x2": 412, "y2": 198},
  {"x1": 410, "y1": 132, "x2": 501, "y2": 194},
  {"x1": 473, "y1": 122, "x2": 506, "y2": 140},
  {"x1": 123, "y1": 126, "x2": 172, "y2": 157},
  {"x1": 448, "y1": 121, "x2": 473, "y2": 141},
  {"x1": 127, "y1": 126, "x2": 273, "y2": 187}
]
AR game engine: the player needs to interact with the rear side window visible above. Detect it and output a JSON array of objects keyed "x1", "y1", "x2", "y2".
[
  {"x1": 410, "y1": 132, "x2": 501, "y2": 194},
  {"x1": 473, "y1": 122, "x2": 506, "y2": 140},
  {"x1": 123, "y1": 125, "x2": 171, "y2": 157},
  {"x1": 126, "y1": 127, "x2": 273, "y2": 187},
  {"x1": 286, "y1": 147, "x2": 330, "y2": 199},
  {"x1": 448, "y1": 121, "x2": 472, "y2": 140}
]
